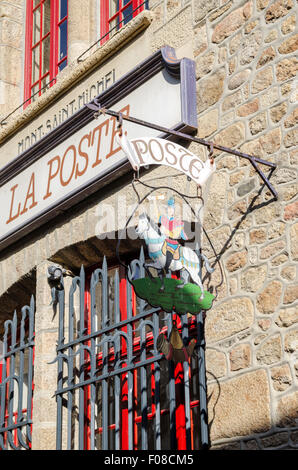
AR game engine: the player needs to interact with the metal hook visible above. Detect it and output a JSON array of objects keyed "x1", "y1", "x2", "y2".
[
  {"x1": 208, "y1": 142, "x2": 214, "y2": 164},
  {"x1": 117, "y1": 112, "x2": 123, "y2": 136}
]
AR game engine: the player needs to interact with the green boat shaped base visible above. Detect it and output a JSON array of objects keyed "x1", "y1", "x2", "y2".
[{"x1": 132, "y1": 277, "x2": 215, "y2": 314}]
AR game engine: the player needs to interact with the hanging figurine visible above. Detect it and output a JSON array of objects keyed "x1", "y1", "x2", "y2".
[{"x1": 154, "y1": 196, "x2": 188, "y2": 288}]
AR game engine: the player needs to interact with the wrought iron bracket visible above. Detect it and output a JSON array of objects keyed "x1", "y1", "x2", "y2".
[{"x1": 86, "y1": 101, "x2": 278, "y2": 200}]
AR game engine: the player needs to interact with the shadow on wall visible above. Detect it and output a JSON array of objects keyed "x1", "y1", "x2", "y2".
[{"x1": 206, "y1": 366, "x2": 298, "y2": 450}]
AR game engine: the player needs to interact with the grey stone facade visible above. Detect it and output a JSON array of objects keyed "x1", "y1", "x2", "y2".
[{"x1": 0, "y1": 0, "x2": 297, "y2": 450}]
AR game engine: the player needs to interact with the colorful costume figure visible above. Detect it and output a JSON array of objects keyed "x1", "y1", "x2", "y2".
[{"x1": 158, "y1": 197, "x2": 188, "y2": 273}]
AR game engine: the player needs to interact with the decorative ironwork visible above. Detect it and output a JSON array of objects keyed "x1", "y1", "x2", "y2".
[
  {"x1": 54, "y1": 250, "x2": 209, "y2": 450},
  {"x1": 88, "y1": 104, "x2": 278, "y2": 200},
  {"x1": 0, "y1": 297, "x2": 35, "y2": 450}
]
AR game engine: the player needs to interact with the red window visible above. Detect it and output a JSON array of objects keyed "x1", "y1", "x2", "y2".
[
  {"x1": 83, "y1": 265, "x2": 201, "y2": 450},
  {"x1": 100, "y1": 0, "x2": 147, "y2": 45},
  {"x1": 24, "y1": 0, "x2": 68, "y2": 107}
]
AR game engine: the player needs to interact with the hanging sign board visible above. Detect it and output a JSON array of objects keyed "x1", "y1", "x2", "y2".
[
  {"x1": 0, "y1": 46, "x2": 197, "y2": 252},
  {"x1": 117, "y1": 134, "x2": 216, "y2": 186}
]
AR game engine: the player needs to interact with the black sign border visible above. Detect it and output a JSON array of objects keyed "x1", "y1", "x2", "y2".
[{"x1": 0, "y1": 46, "x2": 197, "y2": 253}]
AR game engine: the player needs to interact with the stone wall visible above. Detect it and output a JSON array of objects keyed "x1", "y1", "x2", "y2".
[
  {"x1": 0, "y1": 0, "x2": 297, "y2": 450},
  {"x1": 0, "y1": 0, "x2": 24, "y2": 119}
]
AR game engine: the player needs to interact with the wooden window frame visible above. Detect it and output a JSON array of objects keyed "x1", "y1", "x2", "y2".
[
  {"x1": 100, "y1": 0, "x2": 146, "y2": 45},
  {"x1": 24, "y1": 0, "x2": 68, "y2": 108}
]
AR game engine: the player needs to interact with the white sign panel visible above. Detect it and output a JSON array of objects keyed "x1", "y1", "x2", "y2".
[
  {"x1": 0, "y1": 72, "x2": 181, "y2": 240},
  {"x1": 0, "y1": 46, "x2": 197, "y2": 250}
]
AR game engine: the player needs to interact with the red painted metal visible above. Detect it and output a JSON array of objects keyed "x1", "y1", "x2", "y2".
[
  {"x1": 100, "y1": 0, "x2": 145, "y2": 45},
  {"x1": 24, "y1": 0, "x2": 67, "y2": 109}
]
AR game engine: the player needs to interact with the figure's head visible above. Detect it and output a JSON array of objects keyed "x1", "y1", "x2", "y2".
[{"x1": 167, "y1": 197, "x2": 175, "y2": 217}]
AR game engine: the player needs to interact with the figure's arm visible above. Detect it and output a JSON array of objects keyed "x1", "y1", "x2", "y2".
[{"x1": 181, "y1": 225, "x2": 188, "y2": 241}]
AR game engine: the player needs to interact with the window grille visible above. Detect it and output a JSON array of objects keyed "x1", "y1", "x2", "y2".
[
  {"x1": 0, "y1": 298, "x2": 35, "y2": 450},
  {"x1": 54, "y1": 250, "x2": 206, "y2": 450}
]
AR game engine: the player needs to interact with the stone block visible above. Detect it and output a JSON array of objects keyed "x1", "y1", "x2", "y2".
[
  {"x1": 256, "y1": 280, "x2": 283, "y2": 314},
  {"x1": 290, "y1": 223, "x2": 298, "y2": 260},
  {"x1": 258, "y1": 318, "x2": 272, "y2": 331},
  {"x1": 276, "y1": 57, "x2": 298, "y2": 81},
  {"x1": 265, "y1": 0, "x2": 294, "y2": 23},
  {"x1": 208, "y1": 370, "x2": 271, "y2": 441},
  {"x1": 249, "y1": 112, "x2": 267, "y2": 135},
  {"x1": 205, "y1": 297, "x2": 254, "y2": 343},
  {"x1": 202, "y1": 172, "x2": 226, "y2": 230},
  {"x1": 0, "y1": 18, "x2": 22, "y2": 48},
  {"x1": 194, "y1": 0, "x2": 220, "y2": 22},
  {"x1": 240, "y1": 30, "x2": 262, "y2": 65},
  {"x1": 265, "y1": 29, "x2": 278, "y2": 43},
  {"x1": 284, "y1": 201, "x2": 298, "y2": 220},
  {"x1": 259, "y1": 127, "x2": 282, "y2": 154},
  {"x1": 261, "y1": 432, "x2": 290, "y2": 447},
  {"x1": 222, "y1": 90, "x2": 242, "y2": 112},
  {"x1": 241, "y1": 265, "x2": 267, "y2": 292},
  {"x1": 209, "y1": 1, "x2": 233, "y2": 22},
  {"x1": 251, "y1": 66, "x2": 274, "y2": 93},
  {"x1": 281, "y1": 14, "x2": 296, "y2": 34},
  {"x1": 214, "y1": 122, "x2": 245, "y2": 151},
  {"x1": 237, "y1": 179, "x2": 255, "y2": 197},
  {"x1": 245, "y1": 20, "x2": 258, "y2": 34},
  {"x1": 211, "y1": 2, "x2": 253, "y2": 44},
  {"x1": 205, "y1": 349, "x2": 227, "y2": 379},
  {"x1": 197, "y1": 108, "x2": 218, "y2": 138},
  {"x1": 226, "y1": 251, "x2": 248, "y2": 272},
  {"x1": 228, "y1": 69, "x2": 251, "y2": 90},
  {"x1": 260, "y1": 240, "x2": 286, "y2": 260},
  {"x1": 229, "y1": 343, "x2": 251, "y2": 371},
  {"x1": 237, "y1": 98, "x2": 259, "y2": 117},
  {"x1": 257, "y1": 46, "x2": 276, "y2": 68},
  {"x1": 31, "y1": 424, "x2": 58, "y2": 450},
  {"x1": 229, "y1": 32, "x2": 242, "y2": 54},
  {"x1": 284, "y1": 328, "x2": 298, "y2": 353},
  {"x1": 284, "y1": 108, "x2": 298, "y2": 128},
  {"x1": 0, "y1": 46, "x2": 22, "y2": 83},
  {"x1": 249, "y1": 228, "x2": 267, "y2": 244},
  {"x1": 196, "y1": 51, "x2": 216, "y2": 80},
  {"x1": 280, "y1": 266, "x2": 296, "y2": 281},
  {"x1": 256, "y1": 0, "x2": 270, "y2": 10},
  {"x1": 151, "y1": 6, "x2": 192, "y2": 50},
  {"x1": 227, "y1": 199, "x2": 248, "y2": 221},
  {"x1": 194, "y1": 24, "x2": 207, "y2": 56},
  {"x1": 197, "y1": 68, "x2": 225, "y2": 113},
  {"x1": 275, "y1": 305, "x2": 298, "y2": 328},
  {"x1": 278, "y1": 33, "x2": 298, "y2": 54},
  {"x1": 256, "y1": 334, "x2": 282, "y2": 365},
  {"x1": 270, "y1": 102, "x2": 288, "y2": 123},
  {"x1": 276, "y1": 391, "x2": 298, "y2": 427},
  {"x1": 260, "y1": 86, "x2": 279, "y2": 107},
  {"x1": 284, "y1": 129, "x2": 298, "y2": 148}
]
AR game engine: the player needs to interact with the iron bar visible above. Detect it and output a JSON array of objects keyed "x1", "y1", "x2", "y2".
[
  {"x1": 113, "y1": 270, "x2": 121, "y2": 450},
  {"x1": 0, "y1": 297, "x2": 35, "y2": 450},
  {"x1": 196, "y1": 247, "x2": 210, "y2": 450},
  {"x1": 91, "y1": 107, "x2": 278, "y2": 199},
  {"x1": 56, "y1": 304, "x2": 159, "y2": 351},
  {"x1": 56, "y1": 284, "x2": 65, "y2": 450},
  {"x1": 181, "y1": 313, "x2": 192, "y2": 450},
  {"x1": 152, "y1": 310, "x2": 161, "y2": 450},
  {"x1": 126, "y1": 278, "x2": 134, "y2": 450}
]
